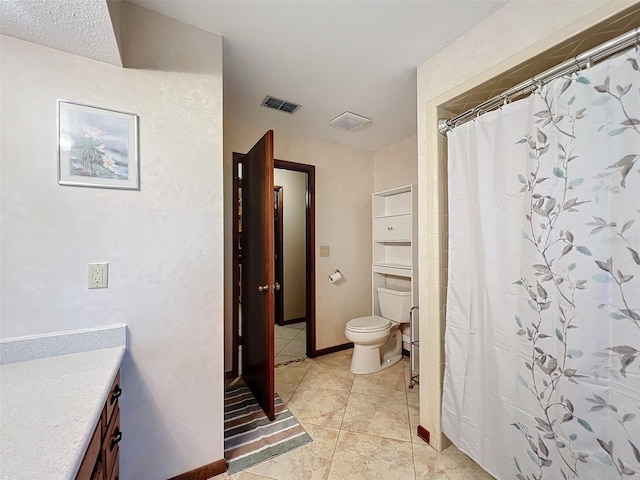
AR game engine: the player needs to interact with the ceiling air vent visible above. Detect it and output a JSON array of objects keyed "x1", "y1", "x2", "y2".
[
  {"x1": 328, "y1": 111, "x2": 371, "y2": 131},
  {"x1": 261, "y1": 95, "x2": 301, "y2": 114}
]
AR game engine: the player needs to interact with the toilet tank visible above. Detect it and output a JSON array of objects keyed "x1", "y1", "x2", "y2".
[{"x1": 377, "y1": 286, "x2": 411, "y2": 322}]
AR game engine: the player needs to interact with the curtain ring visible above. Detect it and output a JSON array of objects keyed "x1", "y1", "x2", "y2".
[
  {"x1": 574, "y1": 55, "x2": 591, "y2": 71},
  {"x1": 573, "y1": 55, "x2": 581, "y2": 70}
]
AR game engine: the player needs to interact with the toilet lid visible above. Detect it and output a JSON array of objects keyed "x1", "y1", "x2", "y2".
[{"x1": 346, "y1": 315, "x2": 391, "y2": 333}]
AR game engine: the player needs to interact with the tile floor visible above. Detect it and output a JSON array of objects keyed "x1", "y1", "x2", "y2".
[
  {"x1": 275, "y1": 323, "x2": 307, "y2": 366},
  {"x1": 217, "y1": 349, "x2": 494, "y2": 480}
]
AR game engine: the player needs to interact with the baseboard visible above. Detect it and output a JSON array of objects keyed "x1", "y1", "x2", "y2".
[
  {"x1": 167, "y1": 459, "x2": 227, "y2": 480},
  {"x1": 279, "y1": 317, "x2": 306, "y2": 326},
  {"x1": 417, "y1": 425, "x2": 431, "y2": 444},
  {"x1": 311, "y1": 342, "x2": 354, "y2": 358}
]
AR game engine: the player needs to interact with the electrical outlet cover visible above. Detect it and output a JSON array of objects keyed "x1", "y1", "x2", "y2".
[{"x1": 88, "y1": 263, "x2": 109, "y2": 289}]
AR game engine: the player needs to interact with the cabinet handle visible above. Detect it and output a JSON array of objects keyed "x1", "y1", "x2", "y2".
[
  {"x1": 110, "y1": 427, "x2": 123, "y2": 451},
  {"x1": 110, "y1": 385, "x2": 122, "y2": 404}
]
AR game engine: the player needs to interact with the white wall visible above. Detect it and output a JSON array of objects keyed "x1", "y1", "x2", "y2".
[
  {"x1": 373, "y1": 134, "x2": 417, "y2": 192},
  {"x1": 274, "y1": 168, "x2": 307, "y2": 321},
  {"x1": 224, "y1": 122, "x2": 374, "y2": 365},
  {"x1": 415, "y1": 0, "x2": 637, "y2": 449},
  {"x1": 0, "y1": 3, "x2": 225, "y2": 478}
]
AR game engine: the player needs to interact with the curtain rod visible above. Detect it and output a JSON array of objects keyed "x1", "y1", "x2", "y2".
[{"x1": 438, "y1": 27, "x2": 640, "y2": 135}]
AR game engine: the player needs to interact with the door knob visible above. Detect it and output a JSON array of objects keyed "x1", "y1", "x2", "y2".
[{"x1": 258, "y1": 284, "x2": 280, "y2": 292}]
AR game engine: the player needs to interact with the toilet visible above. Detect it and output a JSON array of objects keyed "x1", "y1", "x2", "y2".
[{"x1": 345, "y1": 286, "x2": 411, "y2": 374}]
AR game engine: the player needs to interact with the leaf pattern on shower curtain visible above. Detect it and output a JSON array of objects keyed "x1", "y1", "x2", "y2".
[{"x1": 511, "y1": 49, "x2": 640, "y2": 480}]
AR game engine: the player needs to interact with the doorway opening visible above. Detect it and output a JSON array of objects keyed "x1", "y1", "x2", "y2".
[{"x1": 231, "y1": 153, "x2": 316, "y2": 378}]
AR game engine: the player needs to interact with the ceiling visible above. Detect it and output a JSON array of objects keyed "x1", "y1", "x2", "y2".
[
  {"x1": 1, "y1": 0, "x2": 509, "y2": 151},
  {"x1": 130, "y1": 0, "x2": 506, "y2": 151},
  {"x1": 0, "y1": 0, "x2": 122, "y2": 66}
]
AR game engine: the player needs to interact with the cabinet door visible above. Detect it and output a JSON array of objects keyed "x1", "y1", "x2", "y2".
[
  {"x1": 104, "y1": 405, "x2": 121, "y2": 480},
  {"x1": 76, "y1": 421, "x2": 102, "y2": 480},
  {"x1": 90, "y1": 459, "x2": 104, "y2": 480},
  {"x1": 373, "y1": 215, "x2": 411, "y2": 241},
  {"x1": 106, "y1": 372, "x2": 121, "y2": 424},
  {"x1": 108, "y1": 453, "x2": 119, "y2": 480}
]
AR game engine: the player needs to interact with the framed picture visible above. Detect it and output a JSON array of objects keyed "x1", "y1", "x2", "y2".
[{"x1": 57, "y1": 100, "x2": 139, "y2": 190}]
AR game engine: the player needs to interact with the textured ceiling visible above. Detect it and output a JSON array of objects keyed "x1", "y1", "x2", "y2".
[
  {"x1": 129, "y1": 0, "x2": 507, "y2": 151},
  {"x1": 0, "y1": 0, "x2": 121, "y2": 67},
  {"x1": 443, "y1": 4, "x2": 640, "y2": 116}
]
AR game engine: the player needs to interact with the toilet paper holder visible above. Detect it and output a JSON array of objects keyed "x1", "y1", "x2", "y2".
[{"x1": 328, "y1": 269, "x2": 343, "y2": 283}]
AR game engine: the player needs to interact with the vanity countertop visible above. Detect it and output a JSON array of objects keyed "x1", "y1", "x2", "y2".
[{"x1": 0, "y1": 326, "x2": 126, "y2": 480}]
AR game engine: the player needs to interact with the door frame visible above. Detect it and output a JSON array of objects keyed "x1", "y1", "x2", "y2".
[
  {"x1": 273, "y1": 185, "x2": 284, "y2": 326},
  {"x1": 231, "y1": 154, "x2": 317, "y2": 378},
  {"x1": 274, "y1": 158, "x2": 316, "y2": 359}
]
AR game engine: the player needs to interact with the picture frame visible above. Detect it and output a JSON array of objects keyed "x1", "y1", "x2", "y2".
[{"x1": 57, "y1": 100, "x2": 139, "y2": 190}]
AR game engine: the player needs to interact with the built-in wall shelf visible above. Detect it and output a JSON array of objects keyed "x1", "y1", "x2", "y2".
[
  {"x1": 373, "y1": 263, "x2": 412, "y2": 271},
  {"x1": 373, "y1": 242, "x2": 411, "y2": 268},
  {"x1": 372, "y1": 184, "x2": 419, "y2": 388},
  {"x1": 372, "y1": 185, "x2": 412, "y2": 218},
  {"x1": 371, "y1": 185, "x2": 418, "y2": 319}
]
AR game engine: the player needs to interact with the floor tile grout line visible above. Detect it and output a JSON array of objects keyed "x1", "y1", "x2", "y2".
[
  {"x1": 228, "y1": 353, "x2": 492, "y2": 480},
  {"x1": 338, "y1": 424, "x2": 413, "y2": 444},
  {"x1": 296, "y1": 383, "x2": 353, "y2": 394},
  {"x1": 294, "y1": 355, "x2": 340, "y2": 480},
  {"x1": 328, "y1": 366, "x2": 352, "y2": 480},
  {"x1": 401, "y1": 361, "x2": 419, "y2": 480},
  {"x1": 266, "y1": 352, "x2": 429, "y2": 480},
  {"x1": 326, "y1": 426, "x2": 342, "y2": 480}
]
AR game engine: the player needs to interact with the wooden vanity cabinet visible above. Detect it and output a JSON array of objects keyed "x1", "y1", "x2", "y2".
[{"x1": 76, "y1": 371, "x2": 122, "y2": 480}]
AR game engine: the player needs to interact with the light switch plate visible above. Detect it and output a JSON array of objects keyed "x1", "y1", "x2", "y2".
[
  {"x1": 88, "y1": 263, "x2": 109, "y2": 289},
  {"x1": 320, "y1": 245, "x2": 330, "y2": 257}
]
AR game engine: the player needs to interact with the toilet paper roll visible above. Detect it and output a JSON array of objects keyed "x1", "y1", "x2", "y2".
[{"x1": 329, "y1": 271, "x2": 343, "y2": 283}]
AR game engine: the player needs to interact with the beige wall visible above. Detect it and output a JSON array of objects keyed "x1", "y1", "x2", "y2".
[
  {"x1": 274, "y1": 168, "x2": 307, "y2": 321},
  {"x1": 373, "y1": 134, "x2": 418, "y2": 346},
  {"x1": 416, "y1": 0, "x2": 637, "y2": 449},
  {"x1": 224, "y1": 122, "x2": 374, "y2": 365},
  {"x1": 0, "y1": 4, "x2": 224, "y2": 478},
  {"x1": 373, "y1": 134, "x2": 417, "y2": 192}
]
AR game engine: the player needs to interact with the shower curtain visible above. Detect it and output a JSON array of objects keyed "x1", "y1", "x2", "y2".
[{"x1": 442, "y1": 47, "x2": 640, "y2": 480}]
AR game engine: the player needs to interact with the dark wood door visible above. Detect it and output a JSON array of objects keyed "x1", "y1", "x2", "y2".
[{"x1": 241, "y1": 130, "x2": 275, "y2": 420}]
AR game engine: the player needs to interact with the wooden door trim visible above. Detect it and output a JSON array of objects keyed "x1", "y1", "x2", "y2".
[
  {"x1": 231, "y1": 155, "x2": 317, "y2": 378},
  {"x1": 274, "y1": 158, "x2": 317, "y2": 358},
  {"x1": 167, "y1": 459, "x2": 227, "y2": 480},
  {"x1": 274, "y1": 186, "x2": 284, "y2": 326},
  {"x1": 231, "y1": 153, "x2": 241, "y2": 379}
]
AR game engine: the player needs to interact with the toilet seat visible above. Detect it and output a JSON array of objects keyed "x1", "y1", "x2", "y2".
[{"x1": 346, "y1": 315, "x2": 391, "y2": 333}]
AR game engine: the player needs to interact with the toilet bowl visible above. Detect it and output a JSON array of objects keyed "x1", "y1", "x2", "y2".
[{"x1": 345, "y1": 287, "x2": 411, "y2": 374}]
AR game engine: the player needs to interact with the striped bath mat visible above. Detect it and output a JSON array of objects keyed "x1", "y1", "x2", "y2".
[{"x1": 224, "y1": 381, "x2": 312, "y2": 474}]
